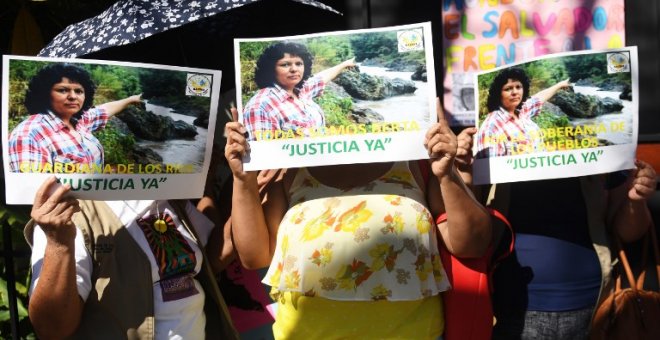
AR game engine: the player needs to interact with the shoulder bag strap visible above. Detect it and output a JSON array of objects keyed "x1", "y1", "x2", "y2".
[
  {"x1": 614, "y1": 236, "x2": 639, "y2": 292},
  {"x1": 646, "y1": 220, "x2": 660, "y2": 290},
  {"x1": 614, "y1": 219, "x2": 660, "y2": 292}
]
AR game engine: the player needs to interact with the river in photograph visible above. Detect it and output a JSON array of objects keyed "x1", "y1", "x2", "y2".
[
  {"x1": 357, "y1": 65, "x2": 431, "y2": 124},
  {"x1": 571, "y1": 86, "x2": 633, "y2": 145},
  {"x1": 140, "y1": 101, "x2": 207, "y2": 171}
]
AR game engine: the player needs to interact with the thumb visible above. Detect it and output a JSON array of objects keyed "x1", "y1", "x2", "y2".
[
  {"x1": 230, "y1": 107, "x2": 238, "y2": 122},
  {"x1": 463, "y1": 126, "x2": 478, "y2": 136},
  {"x1": 33, "y1": 176, "x2": 58, "y2": 207},
  {"x1": 436, "y1": 97, "x2": 448, "y2": 125}
]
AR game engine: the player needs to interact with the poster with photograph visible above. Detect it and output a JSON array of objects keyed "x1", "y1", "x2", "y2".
[
  {"x1": 442, "y1": 0, "x2": 626, "y2": 127},
  {"x1": 234, "y1": 22, "x2": 437, "y2": 171},
  {"x1": 472, "y1": 47, "x2": 637, "y2": 185},
  {"x1": 2, "y1": 56, "x2": 222, "y2": 204}
]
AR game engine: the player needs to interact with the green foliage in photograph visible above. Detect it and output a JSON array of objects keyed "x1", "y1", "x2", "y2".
[
  {"x1": 563, "y1": 53, "x2": 631, "y2": 87},
  {"x1": 477, "y1": 71, "x2": 496, "y2": 121},
  {"x1": 239, "y1": 41, "x2": 271, "y2": 101},
  {"x1": 317, "y1": 92, "x2": 353, "y2": 127},
  {"x1": 7, "y1": 114, "x2": 27, "y2": 134},
  {"x1": 307, "y1": 36, "x2": 352, "y2": 71},
  {"x1": 94, "y1": 122, "x2": 136, "y2": 164},
  {"x1": 8, "y1": 59, "x2": 43, "y2": 81},
  {"x1": 89, "y1": 65, "x2": 141, "y2": 103},
  {"x1": 392, "y1": 50, "x2": 425, "y2": 66},
  {"x1": 533, "y1": 111, "x2": 571, "y2": 144},
  {"x1": 350, "y1": 31, "x2": 425, "y2": 69},
  {"x1": 523, "y1": 59, "x2": 568, "y2": 94},
  {"x1": 7, "y1": 59, "x2": 46, "y2": 120},
  {"x1": 563, "y1": 54, "x2": 607, "y2": 83},
  {"x1": 7, "y1": 81, "x2": 29, "y2": 122},
  {"x1": 139, "y1": 68, "x2": 185, "y2": 99},
  {"x1": 350, "y1": 32, "x2": 397, "y2": 61}
]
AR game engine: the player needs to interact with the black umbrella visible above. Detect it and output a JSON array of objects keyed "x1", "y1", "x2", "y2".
[{"x1": 38, "y1": 0, "x2": 339, "y2": 58}]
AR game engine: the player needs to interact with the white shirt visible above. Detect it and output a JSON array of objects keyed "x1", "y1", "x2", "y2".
[{"x1": 29, "y1": 200, "x2": 214, "y2": 340}]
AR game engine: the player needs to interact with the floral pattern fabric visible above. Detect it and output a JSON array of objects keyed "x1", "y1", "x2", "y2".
[
  {"x1": 38, "y1": 0, "x2": 339, "y2": 58},
  {"x1": 263, "y1": 162, "x2": 450, "y2": 302}
]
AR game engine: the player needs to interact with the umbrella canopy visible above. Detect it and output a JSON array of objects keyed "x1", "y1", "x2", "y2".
[{"x1": 38, "y1": 0, "x2": 339, "y2": 58}]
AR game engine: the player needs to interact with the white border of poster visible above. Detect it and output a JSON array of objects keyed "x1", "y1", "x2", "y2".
[
  {"x1": 2, "y1": 56, "x2": 222, "y2": 204},
  {"x1": 472, "y1": 47, "x2": 638, "y2": 185},
  {"x1": 234, "y1": 22, "x2": 437, "y2": 171}
]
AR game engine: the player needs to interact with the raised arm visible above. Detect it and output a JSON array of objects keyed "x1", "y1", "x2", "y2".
[
  {"x1": 315, "y1": 57, "x2": 356, "y2": 84},
  {"x1": 98, "y1": 93, "x2": 142, "y2": 117},
  {"x1": 197, "y1": 146, "x2": 236, "y2": 273},
  {"x1": 610, "y1": 160, "x2": 657, "y2": 242},
  {"x1": 425, "y1": 100, "x2": 491, "y2": 258},
  {"x1": 532, "y1": 78, "x2": 570, "y2": 103},
  {"x1": 28, "y1": 176, "x2": 84, "y2": 339},
  {"x1": 225, "y1": 118, "x2": 287, "y2": 269}
]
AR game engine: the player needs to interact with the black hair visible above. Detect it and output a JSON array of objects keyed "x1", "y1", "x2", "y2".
[
  {"x1": 24, "y1": 63, "x2": 96, "y2": 115},
  {"x1": 254, "y1": 42, "x2": 313, "y2": 89},
  {"x1": 486, "y1": 67, "x2": 530, "y2": 112}
]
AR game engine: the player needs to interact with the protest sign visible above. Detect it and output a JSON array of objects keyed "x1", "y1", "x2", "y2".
[
  {"x1": 472, "y1": 46, "x2": 637, "y2": 184},
  {"x1": 2, "y1": 56, "x2": 221, "y2": 204},
  {"x1": 442, "y1": 0, "x2": 626, "y2": 127},
  {"x1": 234, "y1": 22, "x2": 437, "y2": 171}
]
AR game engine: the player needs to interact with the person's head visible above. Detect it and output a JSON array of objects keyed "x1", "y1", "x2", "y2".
[
  {"x1": 486, "y1": 67, "x2": 530, "y2": 113},
  {"x1": 254, "y1": 42, "x2": 313, "y2": 91},
  {"x1": 25, "y1": 63, "x2": 96, "y2": 117}
]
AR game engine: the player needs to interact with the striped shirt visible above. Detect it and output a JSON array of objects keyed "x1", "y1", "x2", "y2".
[
  {"x1": 475, "y1": 97, "x2": 544, "y2": 158},
  {"x1": 242, "y1": 76, "x2": 326, "y2": 141},
  {"x1": 8, "y1": 108, "x2": 109, "y2": 173}
]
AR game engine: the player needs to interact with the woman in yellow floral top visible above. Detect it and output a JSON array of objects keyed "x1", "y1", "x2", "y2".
[{"x1": 224, "y1": 101, "x2": 492, "y2": 339}]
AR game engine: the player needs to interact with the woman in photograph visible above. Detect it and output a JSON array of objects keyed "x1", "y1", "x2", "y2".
[
  {"x1": 225, "y1": 101, "x2": 492, "y2": 339},
  {"x1": 7, "y1": 63, "x2": 142, "y2": 173},
  {"x1": 474, "y1": 67, "x2": 570, "y2": 158},
  {"x1": 242, "y1": 42, "x2": 355, "y2": 140}
]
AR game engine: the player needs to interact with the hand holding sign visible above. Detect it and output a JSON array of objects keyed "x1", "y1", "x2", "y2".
[
  {"x1": 31, "y1": 176, "x2": 80, "y2": 242},
  {"x1": 455, "y1": 127, "x2": 478, "y2": 167},
  {"x1": 629, "y1": 160, "x2": 657, "y2": 201},
  {"x1": 424, "y1": 98, "x2": 458, "y2": 179},
  {"x1": 225, "y1": 108, "x2": 256, "y2": 183}
]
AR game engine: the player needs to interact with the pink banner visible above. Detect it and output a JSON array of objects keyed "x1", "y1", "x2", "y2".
[{"x1": 441, "y1": 0, "x2": 625, "y2": 126}]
